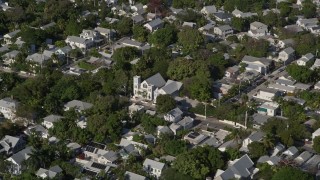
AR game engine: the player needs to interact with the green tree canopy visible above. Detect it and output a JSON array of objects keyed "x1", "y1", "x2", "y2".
[
  {"x1": 248, "y1": 142, "x2": 267, "y2": 159},
  {"x1": 178, "y1": 28, "x2": 204, "y2": 54},
  {"x1": 149, "y1": 26, "x2": 177, "y2": 48},
  {"x1": 173, "y1": 146, "x2": 225, "y2": 179},
  {"x1": 156, "y1": 94, "x2": 176, "y2": 114},
  {"x1": 313, "y1": 136, "x2": 320, "y2": 154},
  {"x1": 272, "y1": 167, "x2": 313, "y2": 180}
]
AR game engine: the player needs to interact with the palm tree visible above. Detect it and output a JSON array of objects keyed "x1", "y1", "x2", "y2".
[{"x1": 262, "y1": 133, "x2": 275, "y2": 149}]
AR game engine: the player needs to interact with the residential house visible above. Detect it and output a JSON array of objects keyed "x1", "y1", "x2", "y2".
[
  {"x1": 311, "y1": 59, "x2": 320, "y2": 70},
  {"x1": 252, "y1": 113, "x2": 270, "y2": 129},
  {"x1": 133, "y1": 73, "x2": 183, "y2": 102},
  {"x1": 156, "y1": 80, "x2": 183, "y2": 99},
  {"x1": 241, "y1": 55, "x2": 273, "y2": 75},
  {"x1": 82, "y1": 161, "x2": 116, "y2": 177},
  {"x1": 201, "y1": 5, "x2": 217, "y2": 15},
  {"x1": 80, "y1": 29, "x2": 103, "y2": 43},
  {"x1": 42, "y1": 114, "x2": 64, "y2": 129},
  {"x1": 0, "y1": 135, "x2": 26, "y2": 155},
  {"x1": 54, "y1": 46, "x2": 72, "y2": 59},
  {"x1": 0, "y1": 97, "x2": 18, "y2": 120},
  {"x1": 183, "y1": 131, "x2": 208, "y2": 145},
  {"x1": 296, "y1": 18, "x2": 319, "y2": 31},
  {"x1": 143, "y1": 158, "x2": 165, "y2": 178},
  {"x1": 64, "y1": 100, "x2": 93, "y2": 112},
  {"x1": 283, "y1": 96, "x2": 306, "y2": 106},
  {"x1": 3, "y1": 30, "x2": 20, "y2": 44},
  {"x1": 241, "y1": 131, "x2": 264, "y2": 152},
  {"x1": 214, "y1": 25, "x2": 233, "y2": 38},
  {"x1": 2, "y1": 50, "x2": 20, "y2": 66},
  {"x1": 284, "y1": 24, "x2": 304, "y2": 33},
  {"x1": 301, "y1": 155, "x2": 320, "y2": 173},
  {"x1": 294, "y1": 151, "x2": 313, "y2": 166},
  {"x1": 144, "y1": 18, "x2": 164, "y2": 32},
  {"x1": 232, "y1": 9, "x2": 257, "y2": 18},
  {"x1": 257, "y1": 156, "x2": 281, "y2": 166},
  {"x1": 312, "y1": 128, "x2": 320, "y2": 141},
  {"x1": 156, "y1": 126, "x2": 173, "y2": 137},
  {"x1": 282, "y1": 146, "x2": 299, "y2": 159},
  {"x1": 24, "y1": 125, "x2": 49, "y2": 139},
  {"x1": 277, "y1": 39, "x2": 295, "y2": 49},
  {"x1": 257, "y1": 102, "x2": 280, "y2": 116},
  {"x1": 297, "y1": 53, "x2": 315, "y2": 66},
  {"x1": 163, "y1": 107, "x2": 183, "y2": 123},
  {"x1": 132, "y1": 15, "x2": 145, "y2": 24},
  {"x1": 218, "y1": 140, "x2": 238, "y2": 152},
  {"x1": 271, "y1": 143, "x2": 286, "y2": 156},
  {"x1": 119, "y1": 138, "x2": 148, "y2": 158},
  {"x1": 84, "y1": 144, "x2": 118, "y2": 164},
  {"x1": 6, "y1": 146, "x2": 33, "y2": 175},
  {"x1": 26, "y1": 53, "x2": 51, "y2": 66},
  {"x1": 65, "y1": 36, "x2": 93, "y2": 50},
  {"x1": 177, "y1": 116, "x2": 194, "y2": 130},
  {"x1": 215, "y1": 154, "x2": 258, "y2": 180},
  {"x1": 124, "y1": 171, "x2": 147, "y2": 180},
  {"x1": 94, "y1": 27, "x2": 116, "y2": 41},
  {"x1": 213, "y1": 12, "x2": 232, "y2": 22},
  {"x1": 0, "y1": 45, "x2": 9, "y2": 53},
  {"x1": 40, "y1": 22, "x2": 56, "y2": 30},
  {"x1": 253, "y1": 88, "x2": 281, "y2": 101},
  {"x1": 225, "y1": 65, "x2": 239, "y2": 78},
  {"x1": 35, "y1": 165, "x2": 63, "y2": 179},
  {"x1": 128, "y1": 103, "x2": 144, "y2": 117},
  {"x1": 277, "y1": 47, "x2": 295, "y2": 65},
  {"x1": 182, "y1": 22, "x2": 196, "y2": 28},
  {"x1": 248, "y1": 21, "x2": 269, "y2": 38}
]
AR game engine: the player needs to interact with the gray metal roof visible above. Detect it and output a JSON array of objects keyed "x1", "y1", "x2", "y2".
[
  {"x1": 252, "y1": 113, "x2": 270, "y2": 125},
  {"x1": 145, "y1": 73, "x2": 166, "y2": 88},
  {"x1": 275, "y1": 79, "x2": 295, "y2": 86},
  {"x1": 220, "y1": 154, "x2": 254, "y2": 179},
  {"x1": 0, "y1": 97, "x2": 18, "y2": 110},
  {"x1": 216, "y1": 25, "x2": 232, "y2": 31},
  {"x1": 160, "y1": 80, "x2": 183, "y2": 94},
  {"x1": 146, "y1": 18, "x2": 163, "y2": 28},
  {"x1": 8, "y1": 146, "x2": 32, "y2": 165},
  {"x1": 64, "y1": 100, "x2": 93, "y2": 110},
  {"x1": 124, "y1": 171, "x2": 146, "y2": 180},
  {"x1": 43, "y1": 114, "x2": 64, "y2": 123},
  {"x1": 0, "y1": 135, "x2": 22, "y2": 151},
  {"x1": 143, "y1": 158, "x2": 165, "y2": 170},
  {"x1": 282, "y1": 47, "x2": 295, "y2": 54},
  {"x1": 247, "y1": 131, "x2": 264, "y2": 141},
  {"x1": 177, "y1": 116, "x2": 194, "y2": 126},
  {"x1": 295, "y1": 151, "x2": 313, "y2": 165},
  {"x1": 167, "y1": 107, "x2": 183, "y2": 117}
]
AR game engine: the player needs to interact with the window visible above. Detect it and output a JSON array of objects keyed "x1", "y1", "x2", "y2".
[{"x1": 143, "y1": 84, "x2": 147, "y2": 88}]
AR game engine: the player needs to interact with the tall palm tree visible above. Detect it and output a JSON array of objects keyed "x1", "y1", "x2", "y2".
[{"x1": 262, "y1": 133, "x2": 275, "y2": 149}]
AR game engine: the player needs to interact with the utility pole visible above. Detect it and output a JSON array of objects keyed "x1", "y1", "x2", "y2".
[
  {"x1": 245, "y1": 110, "x2": 248, "y2": 128},
  {"x1": 205, "y1": 102, "x2": 207, "y2": 120}
]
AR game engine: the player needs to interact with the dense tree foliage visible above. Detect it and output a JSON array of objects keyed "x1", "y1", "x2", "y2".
[
  {"x1": 286, "y1": 64, "x2": 319, "y2": 83},
  {"x1": 173, "y1": 146, "x2": 225, "y2": 179},
  {"x1": 149, "y1": 25, "x2": 177, "y2": 48},
  {"x1": 272, "y1": 167, "x2": 313, "y2": 180},
  {"x1": 248, "y1": 142, "x2": 267, "y2": 159},
  {"x1": 156, "y1": 95, "x2": 176, "y2": 113},
  {"x1": 178, "y1": 28, "x2": 204, "y2": 54}
]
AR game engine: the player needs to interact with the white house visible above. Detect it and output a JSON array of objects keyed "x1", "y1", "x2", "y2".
[
  {"x1": 312, "y1": 128, "x2": 320, "y2": 141},
  {"x1": 64, "y1": 100, "x2": 93, "y2": 112},
  {"x1": 241, "y1": 131, "x2": 264, "y2": 152},
  {"x1": 6, "y1": 147, "x2": 32, "y2": 175},
  {"x1": 241, "y1": 55, "x2": 273, "y2": 75},
  {"x1": 201, "y1": 5, "x2": 217, "y2": 15},
  {"x1": 277, "y1": 47, "x2": 295, "y2": 65},
  {"x1": 1, "y1": 50, "x2": 20, "y2": 66},
  {"x1": 36, "y1": 166, "x2": 63, "y2": 179},
  {"x1": 253, "y1": 88, "x2": 281, "y2": 101},
  {"x1": 65, "y1": 36, "x2": 93, "y2": 50},
  {"x1": 80, "y1": 29, "x2": 103, "y2": 43},
  {"x1": 133, "y1": 73, "x2": 183, "y2": 102},
  {"x1": 143, "y1": 158, "x2": 165, "y2": 178},
  {"x1": 163, "y1": 107, "x2": 183, "y2": 123},
  {"x1": 143, "y1": 18, "x2": 164, "y2": 32},
  {"x1": 257, "y1": 102, "x2": 280, "y2": 116},
  {"x1": 124, "y1": 171, "x2": 147, "y2": 180},
  {"x1": 310, "y1": 59, "x2": 320, "y2": 70},
  {"x1": 215, "y1": 154, "x2": 258, "y2": 180},
  {"x1": 225, "y1": 65, "x2": 240, "y2": 78},
  {"x1": 42, "y1": 114, "x2": 64, "y2": 129},
  {"x1": 214, "y1": 25, "x2": 233, "y2": 38},
  {"x1": 232, "y1": 9, "x2": 257, "y2": 18},
  {"x1": 3, "y1": 30, "x2": 20, "y2": 44},
  {"x1": 0, "y1": 135, "x2": 26, "y2": 155},
  {"x1": 0, "y1": 97, "x2": 18, "y2": 120},
  {"x1": 297, "y1": 53, "x2": 315, "y2": 66},
  {"x1": 248, "y1": 21, "x2": 269, "y2": 38}
]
